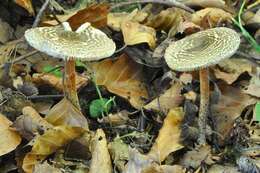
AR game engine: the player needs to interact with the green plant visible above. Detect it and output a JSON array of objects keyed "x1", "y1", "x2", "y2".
[
  {"x1": 76, "y1": 60, "x2": 116, "y2": 118},
  {"x1": 232, "y1": 0, "x2": 260, "y2": 53},
  {"x1": 43, "y1": 65, "x2": 63, "y2": 78}
]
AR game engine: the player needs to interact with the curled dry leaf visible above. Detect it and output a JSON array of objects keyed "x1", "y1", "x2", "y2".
[
  {"x1": 67, "y1": 3, "x2": 109, "y2": 30},
  {"x1": 212, "y1": 84, "x2": 256, "y2": 145},
  {"x1": 45, "y1": 98, "x2": 89, "y2": 130},
  {"x1": 243, "y1": 71, "x2": 260, "y2": 98},
  {"x1": 214, "y1": 58, "x2": 252, "y2": 84},
  {"x1": 32, "y1": 73, "x2": 88, "y2": 92},
  {"x1": 43, "y1": 3, "x2": 109, "y2": 29},
  {"x1": 89, "y1": 129, "x2": 112, "y2": 173},
  {"x1": 124, "y1": 148, "x2": 153, "y2": 173},
  {"x1": 179, "y1": 145, "x2": 214, "y2": 169},
  {"x1": 107, "y1": 9, "x2": 148, "y2": 31},
  {"x1": 191, "y1": 8, "x2": 233, "y2": 28},
  {"x1": 144, "y1": 8, "x2": 186, "y2": 33},
  {"x1": 15, "y1": 0, "x2": 34, "y2": 15},
  {"x1": 99, "y1": 110, "x2": 131, "y2": 126},
  {"x1": 22, "y1": 126, "x2": 85, "y2": 173},
  {"x1": 92, "y1": 54, "x2": 148, "y2": 109},
  {"x1": 148, "y1": 107, "x2": 184, "y2": 162},
  {"x1": 121, "y1": 20, "x2": 156, "y2": 48},
  {"x1": 0, "y1": 113, "x2": 21, "y2": 156},
  {"x1": 144, "y1": 82, "x2": 184, "y2": 112},
  {"x1": 14, "y1": 106, "x2": 53, "y2": 140}
]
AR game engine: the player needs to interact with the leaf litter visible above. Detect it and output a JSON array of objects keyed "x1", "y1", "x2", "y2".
[{"x1": 0, "y1": 0, "x2": 259, "y2": 173}]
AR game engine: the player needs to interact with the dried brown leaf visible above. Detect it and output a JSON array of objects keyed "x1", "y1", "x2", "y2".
[
  {"x1": 22, "y1": 126, "x2": 85, "y2": 173},
  {"x1": 15, "y1": 0, "x2": 34, "y2": 15},
  {"x1": 144, "y1": 82, "x2": 184, "y2": 112},
  {"x1": 191, "y1": 8, "x2": 233, "y2": 28},
  {"x1": 92, "y1": 54, "x2": 148, "y2": 109},
  {"x1": 214, "y1": 58, "x2": 252, "y2": 84},
  {"x1": 148, "y1": 107, "x2": 184, "y2": 162},
  {"x1": 45, "y1": 98, "x2": 89, "y2": 130},
  {"x1": 0, "y1": 113, "x2": 21, "y2": 156},
  {"x1": 212, "y1": 84, "x2": 256, "y2": 145},
  {"x1": 179, "y1": 145, "x2": 214, "y2": 169},
  {"x1": 89, "y1": 129, "x2": 112, "y2": 173},
  {"x1": 121, "y1": 20, "x2": 156, "y2": 48},
  {"x1": 32, "y1": 73, "x2": 88, "y2": 92}
]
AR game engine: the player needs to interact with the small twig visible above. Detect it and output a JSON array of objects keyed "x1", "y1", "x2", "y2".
[
  {"x1": 110, "y1": 0, "x2": 194, "y2": 13},
  {"x1": 32, "y1": 0, "x2": 51, "y2": 28},
  {"x1": 27, "y1": 94, "x2": 64, "y2": 99},
  {"x1": 0, "y1": 50, "x2": 39, "y2": 69}
]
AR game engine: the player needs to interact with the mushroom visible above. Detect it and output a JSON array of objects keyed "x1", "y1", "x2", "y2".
[
  {"x1": 25, "y1": 22, "x2": 116, "y2": 109},
  {"x1": 164, "y1": 27, "x2": 240, "y2": 145}
]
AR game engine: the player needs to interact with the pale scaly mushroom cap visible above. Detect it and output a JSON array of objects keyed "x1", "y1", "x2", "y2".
[
  {"x1": 24, "y1": 22, "x2": 116, "y2": 61},
  {"x1": 164, "y1": 27, "x2": 240, "y2": 71}
]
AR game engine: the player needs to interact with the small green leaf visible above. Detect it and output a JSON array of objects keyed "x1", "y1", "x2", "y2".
[
  {"x1": 43, "y1": 65, "x2": 62, "y2": 78},
  {"x1": 255, "y1": 102, "x2": 260, "y2": 123},
  {"x1": 89, "y1": 98, "x2": 112, "y2": 118}
]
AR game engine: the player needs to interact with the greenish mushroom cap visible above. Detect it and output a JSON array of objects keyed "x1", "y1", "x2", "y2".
[
  {"x1": 25, "y1": 22, "x2": 116, "y2": 61},
  {"x1": 164, "y1": 27, "x2": 240, "y2": 71}
]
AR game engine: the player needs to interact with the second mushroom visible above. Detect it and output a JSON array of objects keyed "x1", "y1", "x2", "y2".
[
  {"x1": 164, "y1": 27, "x2": 240, "y2": 145},
  {"x1": 25, "y1": 22, "x2": 116, "y2": 109}
]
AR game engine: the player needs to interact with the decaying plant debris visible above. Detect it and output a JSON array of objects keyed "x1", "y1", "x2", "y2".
[{"x1": 0, "y1": 0, "x2": 259, "y2": 173}]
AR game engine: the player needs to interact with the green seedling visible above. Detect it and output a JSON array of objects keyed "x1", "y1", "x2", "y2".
[
  {"x1": 43, "y1": 65, "x2": 63, "y2": 78},
  {"x1": 75, "y1": 60, "x2": 116, "y2": 118},
  {"x1": 89, "y1": 97, "x2": 115, "y2": 118},
  {"x1": 232, "y1": 0, "x2": 260, "y2": 53}
]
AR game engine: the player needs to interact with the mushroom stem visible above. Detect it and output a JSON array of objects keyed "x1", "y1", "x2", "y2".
[
  {"x1": 64, "y1": 58, "x2": 80, "y2": 109},
  {"x1": 198, "y1": 68, "x2": 209, "y2": 145}
]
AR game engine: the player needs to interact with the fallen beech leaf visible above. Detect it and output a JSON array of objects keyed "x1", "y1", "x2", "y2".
[
  {"x1": 144, "y1": 82, "x2": 184, "y2": 112},
  {"x1": 243, "y1": 73, "x2": 260, "y2": 98},
  {"x1": 68, "y1": 3, "x2": 109, "y2": 30},
  {"x1": 148, "y1": 107, "x2": 184, "y2": 162},
  {"x1": 32, "y1": 73, "x2": 88, "y2": 92},
  {"x1": 191, "y1": 8, "x2": 233, "y2": 28},
  {"x1": 212, "y1": 84, "x2": 256, "y2": 145},
  {"x1": 145, "y1": 8, "x2": 185, "y2": 33},
  {"x1": 0, "y1": 113, "x2": 21, "y2": 156},
  {"x1": 22, "y1": 126, "x2": 85, "y2": 173},
  {"x1": 124, "y1": 148, "x2": 153, "y2": 173},
  {"x1": 179, "y1": 145, "x2": 214, "y2": 169},
  {"x1": 107, "y1": 9, "x2": 148, "y2": 31},
  {"x1": 89, "y1": 129, "x2": 112, "y2": 173},
  {"x1": 13, "y1": 106, "x2": 53, "y2": 140},
  {"x1": 45, "y1": 98, "x2": 89, "y2": 130},
  {"x1": 92, "y1": 54, "x2": 148, "y2": 109},
  {"x1": 43, "y1": 3, "x2": 109, "y2": 29},
  {"x1": 121, "y1": 20, "x2": 156, "y2": 48},
  {"x1": 15, "y1": 0, "x2": 34, "y2": 15},
  {"x1": 177, "y1": 21, "x2": 201, "y2": 35},
  {"x1": 214, "y1": 58, "x2": 252, "y2": 84}
]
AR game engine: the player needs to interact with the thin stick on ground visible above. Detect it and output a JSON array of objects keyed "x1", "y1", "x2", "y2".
[
  {"x1": 110, "y1": 0, "x2": 194, "y2": 13},
  {"x1": 32, "y1": 0, "x2": 51, "y2": 28}
]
